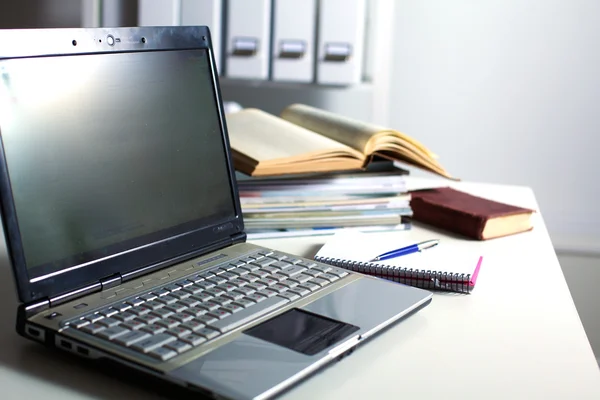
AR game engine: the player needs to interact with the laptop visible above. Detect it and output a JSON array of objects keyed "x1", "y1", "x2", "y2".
[{"x1": 0, "y1": 26, "x2": 432, "y2": 400}]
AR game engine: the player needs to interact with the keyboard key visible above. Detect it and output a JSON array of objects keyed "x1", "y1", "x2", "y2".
[
  {"x1": 125, "y1": 298, "x2": 144, "y2": 307},
  {"x1": 196, "y1": 327, "x2": 220, "y2": 340},
  {"x1": 215, "y1": 283, "x2": 237, "y2": 292},
  {"x1": 297, "y1": 261, "x2": 317, "y2": 268},
  {"x1": 180, "y1": 319, "x2": 205, "y2": 332},
  {"x1": 289, "y1": 274, "x2": 312, "y2": 284},
  {"x1": 171, "y1": 291, "x2": 191, "y2": 300},
  {"x1": 278, "y1": 292, "x2": 300, "y2": 302},
  {"x1": 177, "y1": 298, "x2": 200, "y2": 308},
  {"x1": 229, "y1": 278, "x2": 247, "y2": 287},
  {"x1": 148, "y1": 346, "x2": 177, "y2": 361},
  {"x1": 81, "y1": 323, "x2": 106, "y2": 334},
  {"x1": 204, "y1": 288, "x2": 225, "y2": 297},
  {"x1": 120, "y1": 320, "x2": 146, "y2": 330},
  {"x1": 312, "y1": 265, "x2": 332, "y2": 273},
  {"x1": 208, "y1": 296, "x2": 287, "y2": 334},
  {"x1": 257, "y1": 250, "x2": 273, "y2": 257},
  {"x1": 114, "y1": 330, "x2": 151, "y2": 346},
  {"x1": 239, "y1": 257, "x2": 256, "y2": 264},
  {"x1": 171, "y1": 312, "x2": 194, "y2": 323},
  {"x1": 165, "y1": 340, "x2": 192, "y2": 354},
  {"x1": 98, "y1": 307, "x2": 118, "y2": 317},
  {"x1": 303, "y1": 269, "x2": 322, "y2": 278},
  {"x1": 283, "y1": 257, "x2": 302, "y2": 264},
  {"x1": 257, "y1": 289, "x2": 278, "y2": 298},
  {"x1": 198, "y1": 301, "x2": 220, "y2": 312},
  {"x1": 164, "y1": 283, "x2": 181, "y2": 292},
  {"x1": 319, "y1": 273, "x2": 340, "y2": 283},
  {"x1": 239, "y1": 274, "x2": 259, "y2": 283},
  {"x1": 207, "y1": 309, "x2": 231, "y2": 320},
  {"x1": 270, "y1": 261, "x2": 292, "y2": 269},
  {"x1": 258, "y1": 277, "x2": 278, "y2": 286},
  {"x1": 248, "y1": 253, "x2": 263, "y2": 260},
  {"x1": 185, "y1": 306, "x2": 207, "y2": 317},
  {"x1": 84, "y1": 313, "x2": 104, "y2": 323},
  {"x1": 211, "y1": 296, "x2": 232, "y2": 306},
  {"x1": 96, "y1": 326, "x2": 129, "y2": 340},
  {"x1": 156, "y1": 318, "x2": 180, "y2": 329},
  {"x1": 279, "y1": 265, "x2": 306, "y2": 277},
  {"x1": 267, "y1": 252, "x2": 287, "y2": 261},
  {"x1": 217, "y1": 272, "x2": 237, "y2": 280},
  {"x1": 129, "y1": 305, "x2": 152, "y2": 316},
  {"x1": 309, "y1": 278, "x2": 330, "y2": 287},
  {"x1": 222, "y1": 291, "x2": 244, "y2": 301},
  {"x1": 187, "y1": 274, "x2": 204, "y2": 283},
  {"x1": 232, "y1": 298, "x2": 255, "y2": 308},
  {"x1": 144, "y1": 300, "x2": 165, "y2": 310},
  {"x1": 181, "y1": 285, "x2": 204, "y2": 295},
  {"x1": 244, "y1": 293, "x2": 267, "y2": 303},
  {"x1": 141, "y1": 324, "x2": 166, "y2": 335},
  {"x1": 261, "y1": 265, "x2": 279, "y2": 274},
  {"x1": 299, "y1": 282, "x2": 321, "y2": 292},
  {"x1": 240, "y1": 263, "x2": 261, "y2": 272},
  {"x1": 97, "y1": 317, "x2": 120, "y2": 327},
  {"x1": 229, "y1": 267, "x2": 249, "y2": 276},
  {"x1": 229, "y1": 260, "x2": 246, "y2": 268},
  {"x1": 164, "y1": 303, "x2": 187, "y2": 313},
  {"x1": 289, "y1": 287, "x2": 311, "y2": 297},
  {"x1": 135, "y1": 314, "x2": 160, "y2": 325},
  {"x1": 269, "y1": 284, "x2": 288, "y2": 293},
  {"x1": 246, "y1": 282, "x2": 267, "y2": 291},
  {"x1": 270, "y1": 274, "x2": 288, "y2": 282},
  {"x1": 139, "y1": 293, "x2": 157, "y2": 302},
  {"x1": 180, "y1": 333, "x2": 207, "y2": 346},
  {"x1": 69, "y1": 319, "x2": 89, "y2": 329},
  {"x1": 327, "y1": 268, "x2": 349, "y2": 278},
  {"x1": 150, "y1": 308, "x2": 174, "y2": 319},
  {"x1": 190, "y1": 293, "x2": 213, "y2": 303},
  {"x1": 280, "y1": 279, "x2": 298, "y2": 288},
  {"x1": 250, "y1": 270, "x2": 269, "y2": 279},
  {"x1": 233, "y1": 286, "x2": 255, "y2": 296},
  {"x1": 206, "y1": 276, "x2": 227, "y2": 285},
  {"x1": 166, "y1": 326, "x2": 191, "y2": 338},
  {"x1": 175, "y1": 279, "x2": 194, "y2": 288},
  {"x1": 195, "y1": 280, "x2": 216, "y2": 290},
  {"x1": 156, "y1": 295, "x2": 178, "y2": 305},
  {"x1": 220, "y1": 303, "x2": 243, "y2": 314},
  {"x1": 249, "y1": 258, "x2": 274, "y2": 268},
  {"x1": 151, "y1": 288, "x2": 170, "y2": 297},
  {"x1": 218, "y1": 264, "x2": 236, "y2": 272},
  {"x1": 131, "y1": 333, "x2": 176, "y2": 353},
  {"x1": 112, "y1": 302, "x2": 131, "y2": 312},
  {"x1": 196, "y1": 270, "x2": 216, "y2": 280},
  {"x1": 114, "y1": 311, "x2": 137, "y2": 322},
  {"x1": 196, "y1": 314, "x2": 218, "y2": 325}
]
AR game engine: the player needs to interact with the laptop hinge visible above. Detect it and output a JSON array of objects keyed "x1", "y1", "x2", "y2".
[
  {"x1": 100, "y1": 273, "x2": 123, "y2": 290},
  {"x1": 231, "y1": 232, "x2": 246, "y2": 244}
]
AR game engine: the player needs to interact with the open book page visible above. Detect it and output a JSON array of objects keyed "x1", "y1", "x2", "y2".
[
  {"x1": 315, "y1": 231, "x2": 480, "y2": 275},
  {"x1": 226, "y1": 109, "x2": 364, "y2": 165},
  {"x1": 281, "y1": 104, "x2": 455, "y2": 179}
]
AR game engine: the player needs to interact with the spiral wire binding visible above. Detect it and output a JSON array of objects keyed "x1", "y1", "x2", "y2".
[{"x1": 315, "y1": 256, "x2": 473, "y2": 294}]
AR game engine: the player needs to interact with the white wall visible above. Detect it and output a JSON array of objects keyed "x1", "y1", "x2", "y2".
[{"x1": 389, "y1": 0, "x2": 600, "y2": 251}]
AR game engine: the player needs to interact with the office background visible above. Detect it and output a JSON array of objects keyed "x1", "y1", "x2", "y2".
[{"x1": 0, "y1": 0, "x2": 598, "y2": 364}]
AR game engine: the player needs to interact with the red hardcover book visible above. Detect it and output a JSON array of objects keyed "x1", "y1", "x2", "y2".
[{"x1": 410, "y1": 187, "x2": 535, "y2": 240}]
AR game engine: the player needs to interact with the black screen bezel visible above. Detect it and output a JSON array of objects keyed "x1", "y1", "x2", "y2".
[{"x1": 0, "y1": 26, "x2": 244, "y2": 304}]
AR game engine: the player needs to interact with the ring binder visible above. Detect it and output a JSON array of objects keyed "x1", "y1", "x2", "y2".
[{"x1": 314, "y1": 255, "x2": 474, "y2": 294}]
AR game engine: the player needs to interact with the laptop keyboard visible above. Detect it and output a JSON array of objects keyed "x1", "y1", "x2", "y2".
[{"x1": 68, "y1": 250, "x2": 349, "y2": 361}]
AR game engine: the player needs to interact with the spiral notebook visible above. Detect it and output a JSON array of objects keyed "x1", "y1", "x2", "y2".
[{"x1": 314, "y1": 232, "x2": 483, "y2": 293}]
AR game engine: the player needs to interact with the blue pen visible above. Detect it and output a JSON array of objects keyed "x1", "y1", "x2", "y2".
[{"x1": 369, "y1": 239, "x2": 440, "y2": 262}]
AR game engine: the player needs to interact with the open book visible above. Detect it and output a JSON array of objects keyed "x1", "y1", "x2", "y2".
[{"x1": 225, "y1": 104, "x2": 456, "y2": 179}]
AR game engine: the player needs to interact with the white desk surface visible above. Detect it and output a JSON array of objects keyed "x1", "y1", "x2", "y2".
[{"x1": 1, "y1": 178, "x2": 599, "y2": 399}]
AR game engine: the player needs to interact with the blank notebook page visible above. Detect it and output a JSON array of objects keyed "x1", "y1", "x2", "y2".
[{"x1": 315, "y1": 231, "x2": 480, "y2": 275}]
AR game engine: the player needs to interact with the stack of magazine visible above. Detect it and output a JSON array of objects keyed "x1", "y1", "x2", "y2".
[{"x1": 236, "y1": 164, "x2": 412, "y2": 239}]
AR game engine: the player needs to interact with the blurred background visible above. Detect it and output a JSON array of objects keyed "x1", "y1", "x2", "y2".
[{"x1": 0, "y1": 0, "x2": 598, "y2": 362}]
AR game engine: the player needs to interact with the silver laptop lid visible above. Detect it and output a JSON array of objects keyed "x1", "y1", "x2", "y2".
[{"x1": 0, "y1": 27, "x2": 243, "y2": 304}]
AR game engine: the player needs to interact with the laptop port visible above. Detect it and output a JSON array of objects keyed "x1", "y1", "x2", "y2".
[
  {"x1": 60, "y1": 339, "x2": 72, "y2": 350},
  {"x1": 77, "y1": 346, "x2": 89, "y2": 356}
]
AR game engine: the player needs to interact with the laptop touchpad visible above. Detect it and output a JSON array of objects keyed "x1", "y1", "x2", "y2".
[{"x1": 244, "y1": 308, "x2": 359, "y2": 356}]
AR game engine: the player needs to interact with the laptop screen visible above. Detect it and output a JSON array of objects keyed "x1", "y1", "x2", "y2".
[{"x1": 0, "y1": 48, "x2": 236, "y2": 280}]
